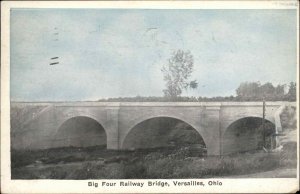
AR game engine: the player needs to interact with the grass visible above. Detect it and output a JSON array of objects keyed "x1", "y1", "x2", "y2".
[{"x1": 11, "y1": 143, "x2": 297, "y2": 179}]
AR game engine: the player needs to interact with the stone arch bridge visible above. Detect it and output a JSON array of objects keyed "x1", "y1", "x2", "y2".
[{"x1": 11, "y1": 101, "x2": 293, "y2": 155}]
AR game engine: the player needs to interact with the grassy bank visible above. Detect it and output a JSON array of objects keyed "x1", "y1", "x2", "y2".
[{"x1": 11, "y1": 142, "x2": 296, "y2": 179}]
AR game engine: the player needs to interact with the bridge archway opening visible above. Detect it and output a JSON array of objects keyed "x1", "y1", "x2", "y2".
[
  {"x1": 55, "y1": 116, "x2": 107, "y2": 148},
  {"x1": 122, "y1": 117, "x2": 206, "y2": 155},
  {"x1": 222, "y1": 117, "x2": 275, "y2": 155}
]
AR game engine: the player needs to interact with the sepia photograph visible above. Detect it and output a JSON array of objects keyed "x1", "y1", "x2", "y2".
[{"x1": 1, "y1": 1, "x2": 299, "y2": 193}]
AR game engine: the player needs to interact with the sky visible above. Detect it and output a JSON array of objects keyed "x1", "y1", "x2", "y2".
[{"x1": 10, "y1": 9, "x2": 297, "y2": 101}]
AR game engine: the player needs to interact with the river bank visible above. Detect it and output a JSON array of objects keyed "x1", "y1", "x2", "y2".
[{"x1": 11, "y1": 142, "x2": 296, "y2": 179}]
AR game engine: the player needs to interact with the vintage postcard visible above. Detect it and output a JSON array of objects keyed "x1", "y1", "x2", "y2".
[{"x1": 1, "y1": 1, "x2": 299, "y2": 193}]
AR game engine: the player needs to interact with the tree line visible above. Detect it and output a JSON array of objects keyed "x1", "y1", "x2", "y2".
[
  {"x1": 97, "y1": 81, "x2": 296, "y2": 102},
  {"x1": 235, "y1": 81, "x2": 296, "y2": 101}
]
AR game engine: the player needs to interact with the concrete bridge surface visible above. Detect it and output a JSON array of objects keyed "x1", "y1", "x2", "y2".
[{"x1": 10, "y1": 101, "x2": 295, "y2": 155}]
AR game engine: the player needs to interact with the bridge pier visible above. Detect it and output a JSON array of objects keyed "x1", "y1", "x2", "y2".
[
  {"x1": 202, "y1": 106, "x2": 221, "y2": 155},
  {"x1": 105, "y1": 107, "x2": 120, "y2": 149}
]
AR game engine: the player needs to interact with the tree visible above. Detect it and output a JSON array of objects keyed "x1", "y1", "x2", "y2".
[
  {"x1": 236, "y1": 82, "x2": 261, "y2": 100},
  {"x1": 260, "y1": 82, "x2": 275, "y2": 100},
  {"x1": 161, "y1": 50, "x2": 198, "y2": 99},
  {"x1": 274, "y1": 84, "x2": 285, "y2": 100},
  {"x1": 287, "y1": 82, "x2": 296, "y2": 101}
]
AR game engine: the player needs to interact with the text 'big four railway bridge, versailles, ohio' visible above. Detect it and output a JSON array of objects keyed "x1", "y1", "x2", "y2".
[{"x1": 11, "y1": 101, "x2": 295, "y2": 155}]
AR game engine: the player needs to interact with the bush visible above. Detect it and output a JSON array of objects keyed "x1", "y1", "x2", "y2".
[
  {"x1": 123, "y1": 161, "x2": 147, "y2": 179},
  {"x1": 280, "y1": 106, "x2": 297, "y2": 130},
  {"x1": 280, "y1": 142, "x2": 297, "y2": 168},
  {"x1": 146, "y1": 158, "x2": 183, "y2": 178}
]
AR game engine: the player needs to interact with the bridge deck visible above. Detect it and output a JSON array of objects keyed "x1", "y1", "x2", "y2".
[{"x1": 10, "y1": 101, "x2": 294, "y2": 107}]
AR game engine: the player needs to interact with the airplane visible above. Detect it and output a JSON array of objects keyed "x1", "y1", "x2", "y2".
[{"x1": 50, "y1": 62, "x2": 59, "y2": 65}]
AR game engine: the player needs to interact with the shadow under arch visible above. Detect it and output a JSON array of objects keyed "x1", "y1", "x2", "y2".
[
  {"x1": 122, "y1": 116, "x2": 207, "y2": 154},
  {"x1": 54, "y1": 116, "x2": 107, "y2": 148},
  {"x1": 222, "y1": 116, "x2": 276, "y2": 155}
]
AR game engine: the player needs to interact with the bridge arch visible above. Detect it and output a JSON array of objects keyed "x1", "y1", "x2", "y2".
[
  {"x1": 222, "y1": 116, "x2": 276, "y2": 154},
  {"x1": 223, "y1": 113, "x2": 275, "y2": 132},
  {"x1": 53, "y1": 115, "x2": 107, "y2": 148},
  {"x1": 54, "y1": 108, "x2": 107, "y2": 133},
  {"x1": 121, "y1": 115, "x2": 210, "y2": 154}
]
